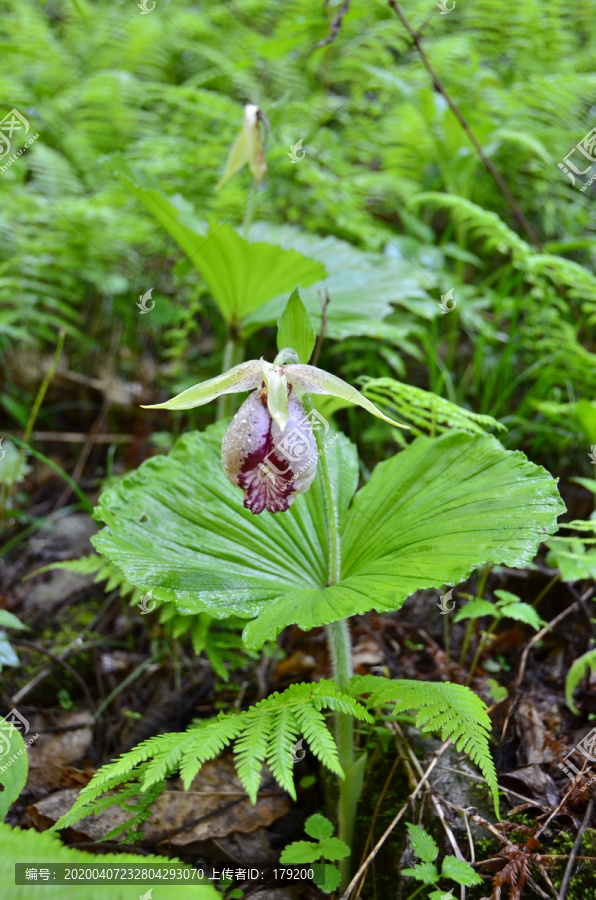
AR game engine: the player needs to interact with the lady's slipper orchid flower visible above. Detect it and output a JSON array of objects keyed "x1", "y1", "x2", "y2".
[{"x1": 143, "y1": 352, "x2": 406, "y2": 515}]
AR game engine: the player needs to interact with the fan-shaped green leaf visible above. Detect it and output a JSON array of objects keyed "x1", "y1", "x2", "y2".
[
  {"x1": 92, "y1": 425, "x2": 562, "y2": 649},
  {"x1": 92, "y1": 422, "x2": 358, "y2": 621},
  {"x1": 116, "y1": 169, "x2": 326, "y2": 324},
  {"x1": 244, "y1": 432, "x2": 563, "y2": 647},
  {"x1": 245, "y1": 223, "x2": 438, "y2": 342}
]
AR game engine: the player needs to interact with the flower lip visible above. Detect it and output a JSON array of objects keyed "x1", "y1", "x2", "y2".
[{"x1": 221, "y1": 388, "x2": 318, "y2": 514}]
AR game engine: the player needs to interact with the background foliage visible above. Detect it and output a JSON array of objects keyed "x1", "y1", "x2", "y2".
[{"x1": 1, "y1": 0, "x2": 595, "y2": 474}]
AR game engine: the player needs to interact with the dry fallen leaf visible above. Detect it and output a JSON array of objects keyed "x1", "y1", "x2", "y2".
[
  {"x1": 28, "y1": 712, "x2": 93, "y2": 770},
  {"x1": 29, "y1": 757, "x2": 290, "y2": 848}
]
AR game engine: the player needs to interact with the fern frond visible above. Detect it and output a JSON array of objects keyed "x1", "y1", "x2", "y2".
[
  {"x1": 266, "y1": 706, "x2": 301, "y2": 796},
  {"x1": 52, "y1": 680, "x2": 372, "y2": 833},
  {"x1": 47, "y1": 558, "x2": 252, "y2": 680},
  {"x1": 361, "y1": 376, "x2": 506, "y2": 438},
  {"x1": 45, "y1": 554, "x2": 142, "y2": 602},
  {"x1": 350, "y1": 675, "x2": 499, "y2": 815},
  {"x1": 410, "y1": 192, "x2": 531, "y2": 263}
]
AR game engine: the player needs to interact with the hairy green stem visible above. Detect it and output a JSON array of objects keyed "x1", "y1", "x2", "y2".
[
  {"x1": 216, "y1": 334, "x2": 244, "y2": 420},
  {"x1": 303, "y1": 395, "x2": 355, "y2": 884}
]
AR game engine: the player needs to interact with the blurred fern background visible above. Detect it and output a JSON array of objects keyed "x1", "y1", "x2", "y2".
[{"x1": 1, "y1": 0, "x2": 595, "y2": 474}]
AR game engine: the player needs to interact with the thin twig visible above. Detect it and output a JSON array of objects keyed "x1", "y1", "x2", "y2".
[
  {"x1": 387, "y1": 0, "x2": 543, "y2": 251},
  {"x1": 557, "y1": 796, "x2": 594, "y2": 900},
  {"x1": 312, "y1": 0, "x2": 351, "y2": 51},
  {"x1": 535, "y1": 763, "x2": 590, "y2": 841},
  {"x1": 392, "y1": 722, "x2": 464, "y2": 860},
  {"x1": 90, "y1": 652, "x2": 164, "y2": 725},
  {"x1": 340, "y1": 739, "x2": 450, "y2": 900}
]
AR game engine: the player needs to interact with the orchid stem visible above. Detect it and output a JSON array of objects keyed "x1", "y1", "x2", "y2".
[
  {"x1": 303, "y1": 394, "x2": 354, "y2": 885},
  {"x1": 216, "y1": 333, "x2": 244, "y2": 420}
]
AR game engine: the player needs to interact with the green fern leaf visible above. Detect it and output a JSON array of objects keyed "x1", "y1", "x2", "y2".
[
  {"x1": 350, "y1": 675, "x2": 499, "y2": 815},
  {"x1": 361, "y1": 377, "x2": 506, "y2": 438},
  {"x1": 52, "y1": 681, "x2": 371, "y2": 830},
  {"x1": 266, "y1": 706, "x2": 301, "y2": 797},
  {"x1": 234, "y1": 706, "x2": 273, "y2": 802}
]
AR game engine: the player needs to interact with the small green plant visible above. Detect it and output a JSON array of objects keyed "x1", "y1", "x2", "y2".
[
  {"x1": 280, "y1": 813, "x2": 350, "y2": 895},
  {"x1": 565, "y1": 647, "x2": 596, "y2": 715},
  {"x1": 57, "y1": 689, "x2": 76, "y2": 711},
  {"x1": 546, "y1": 519, "x2": 596, "y2": 582},
  {"x1": 401, "y1": 823, "x2": 482, "y2": 899},
  {"x1": 220, "y1": 871, "x2": 244, "y2": 899},
  {"x1": 456, "y1": 589, "x2": 545, "y2": 682}
]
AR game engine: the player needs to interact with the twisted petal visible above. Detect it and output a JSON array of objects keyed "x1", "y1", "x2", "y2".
[
  {"x1": 222, "y1": 390, "x2": 318, "y2": 514},
  {"x1": 141, "y1": 360, "x2": 262, "y2": 411},
  {"x1": 285, "y1": 364, "x2": 408, "y2": 429}
]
